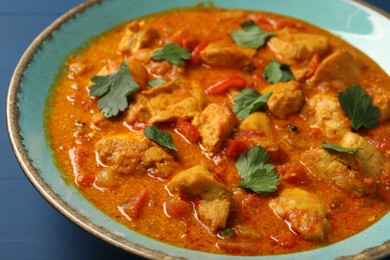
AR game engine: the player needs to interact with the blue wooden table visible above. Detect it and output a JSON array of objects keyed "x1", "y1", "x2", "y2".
[{"x1": 0, "y1": 1, "x2": 389, "y2": 259}]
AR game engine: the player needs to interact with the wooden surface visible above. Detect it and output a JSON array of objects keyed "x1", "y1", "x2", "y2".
[{"x1": 0, "y1": 1, "x2": 389, "y2": 259}]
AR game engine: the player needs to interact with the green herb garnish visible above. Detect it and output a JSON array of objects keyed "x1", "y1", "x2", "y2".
[
  {"x1": 236, "y1": 146, "x2": 280, "y2": 194},
  {"x1": 144, "y1": 126, "x2": 178, "y2": 151},
  {"x1": 89, "y1": 60, "x2": 139, "y2": 118},
  {"x1": 338, "y1": 85, "x2": 380, "y2": 130},
  {"x1": 148, "y1": 78, "x2": 167, "y2": 87},
  {"x1": 230, "y1": 20, "x2": 275, "y2": 49},
  {"x1": 151, "y1": 43, "x2": 191, "y2": 66},
  {"x1": 263, "y1": 58, "x2": 295, "y2": 84},
  {"x1": 218, "y1": 228, "x2": 235, "y2": 238},
  {"x1": 321, "y1": 142, "x2": 361, "y2": 153},
  {"x1": 233, "y1": 88, "x2": 271, "y2": 120}
]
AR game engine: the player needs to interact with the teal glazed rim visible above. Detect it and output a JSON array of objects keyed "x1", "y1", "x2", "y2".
[{"x1": 6, "y1": 0, "x2": 390, "y2": 259}]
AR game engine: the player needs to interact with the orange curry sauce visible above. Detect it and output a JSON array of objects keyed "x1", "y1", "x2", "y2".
[{"x1": 46, "y1": 8, "x2": 390, "y2": 256}]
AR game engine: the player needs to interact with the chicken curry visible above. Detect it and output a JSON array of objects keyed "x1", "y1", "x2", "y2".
[{"x1": 46, "y1": 7, "x2": 390, "y2": 256}]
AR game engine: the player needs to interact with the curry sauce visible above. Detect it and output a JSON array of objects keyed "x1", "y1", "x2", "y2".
[{"x1": 46, "y1": 8, "x2": 390, "y2": 256}]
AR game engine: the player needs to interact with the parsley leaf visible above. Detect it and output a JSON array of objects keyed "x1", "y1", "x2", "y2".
[
  {"x1": 230, "y1": 20, "x2": 275, "y2": 49},
  {"x1": 218, "y1": 228, "x2": 235, "y2": 238},
  {"x1": 263, "y1": 58, "x2": 295, "y2": 84},
  {"x1": 144, "y1": 126, "x2": 178, "y2": 151},
  {"x1": 148, "y1": 78, "x2": 167, "y2": 87},
  {"x1": 233, "y1": 88, "x2": 272, "y2": 120},
  {"x1": 150, "y1": 43, "x2": 191, "y2": 66},
  {"x1": 338, "y1": 85, "x2": 380, "y2": 130},
  {"x1": 236, "y1": 146, "x2": 280, "y2": 194},
  {"x1": 89, "y1": 60, "x2": 139, "y2": 118},
  {"x1": 321, "y1": 142, "x2": 361, "y2": 153}
]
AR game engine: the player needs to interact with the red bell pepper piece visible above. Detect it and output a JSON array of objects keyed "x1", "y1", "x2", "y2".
[
  {"x1": 189, "y1": 40, "x2": 209, "y2": 65},
  {"x1": 225, "y1": 140, "x2": 252, "y2": 161},
  {"x1": 176, "y1": 120, "x2": 200, "y2": 144},
  {"x1": 205, "y1": 76, "x2": 247, "y2": 95}
]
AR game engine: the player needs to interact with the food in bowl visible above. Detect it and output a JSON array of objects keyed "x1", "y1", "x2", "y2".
[{"x1": 45, "y1": 6, "x2": 390, "y2": 256}]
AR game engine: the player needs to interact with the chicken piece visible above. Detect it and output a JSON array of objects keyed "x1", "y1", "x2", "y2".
[
  {"x1": 239, "y1": 112, "x2": 272, "y2": 134},
  {"x1": 192, "y1": 103, "x2": 236, "y2": 153},
  {"x1": 268, "y1": 33, "x2": 329, "y2": 61},
  {"x1": 95, "y1": 133, "x2": 175, "y2": 178},
  {"x1": 300, "y1": 144, "x2": 378, "y2": 197},
  {"x1": 310, "y1": 50, "x2": 360, "y2": 86},
  {"x1": 269, "y1": 188, "x2": 330, "y2": 240},
  {"x1": 301, "y1": 94, "x2": 349, "y2": 139},
  {"x1": 200, "y1": 38, "x2": 256, "y2": 67},
  {"x1": 340, "y1": 132, "x2": 385, "y2": 177},
  {"x1": 95, "y1": 60, "x2": 118, "y2": 77},
  {"x1": 118, "y1": 20, "x2": 158, "y2": 53},
  {"x1": 167, "y1": 165, "x2": 232, "y2": 232},
  {"x1": 368, "y1": 87, "x2": 390, "y2": 123},
  {"x1": 238, "y1": 112, "x2": 279, "y2": 152},
  {"x1": 126, "y1": 80, "x2": 205, "y2": 124},
  {"x1": 262, "y1": 81, "x2": 304, "y2": 118}
]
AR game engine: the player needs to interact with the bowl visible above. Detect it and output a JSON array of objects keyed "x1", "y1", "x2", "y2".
[{"x1": 7, "y1": 0, "x2": 390, "y2": 259}]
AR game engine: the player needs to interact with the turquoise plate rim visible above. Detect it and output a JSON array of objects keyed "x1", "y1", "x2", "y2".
[{"x1": 6, "y1": 0, "x2": 390, "y2": 259}]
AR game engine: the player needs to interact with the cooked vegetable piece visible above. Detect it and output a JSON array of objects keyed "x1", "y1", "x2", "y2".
[
  {"x1": 236, "y1": 146, "x2": 280, "y2": 194},
  {"x1": 190, "y1": 40, "x2": 209, "y2": 65},
  {"x1": 230, "y1": 20, "x2": 275, "y2": 49},
  {"x1": 175, "y1": 120, "x2": 200, "y2": 143},
  {"x1": 305, "y1": 54, "x2": 320, "y2": 78},
  {"x1": 233, "y1": 88, "x2": 272, "y2": 120},
  {"x1": 89, "y1": 60, "x2": 139, "y2": 118},
  {"x1": 118, "y1": 189, "x2": 149, "y2": 220},
  {"x1": 338, "y1": 85, "x2": 380, "y2": 130},
  {"x1": 144, "y1": 126, "x2": 177, "y2": 151},
  {"x1": 205, "y1": 76, "x2": 247, "y2": 95},
  {"x1": 151, "y1": 43, "x2": 191, "y2": 66},
  {"x1": 225, "y1": 139, "x2": 252, "y2": 161},
  {"x1": 263, "y1": 58, "x2": 295, "y2": 84}
]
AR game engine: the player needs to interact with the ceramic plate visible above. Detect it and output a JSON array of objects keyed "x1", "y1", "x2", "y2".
[{"x1": 7, "y1": 0, "x2": 390, "y2": 259}]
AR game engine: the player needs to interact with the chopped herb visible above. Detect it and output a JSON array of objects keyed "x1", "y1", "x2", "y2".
[
  {"x1": 236, "y1": 146, "x2": 280, "y2": 194},
  {"x1": 263, "y1": 58, "x2": 295, "y2": 84},
  {"x1": 144, "y1": 126, "x2": 178, "y2": 151},
  {"x1": 89, "y1": 60, "x2": 139, "y2": 118},
  {"x1": 151, "y1": 43, "x2": 191, "y2": 66},
  {"x1": 230, "y1": 20, "x2": 275, "y2": 49},
  {"x1": 233, "y1": 88, "x2": 272, "y2": 120},
  {"x1": 218, "y1": 228, "x2": 235, "y2": 238},
  {"x1": 148, "y1": 78, "x2": 167, "y2": 87},
  {"x1": 321, "y1": 142, "x2": 361, "y2": 153},
  {"x1": 338, "y1": 85, "x2": 380, "y2": 130}
]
